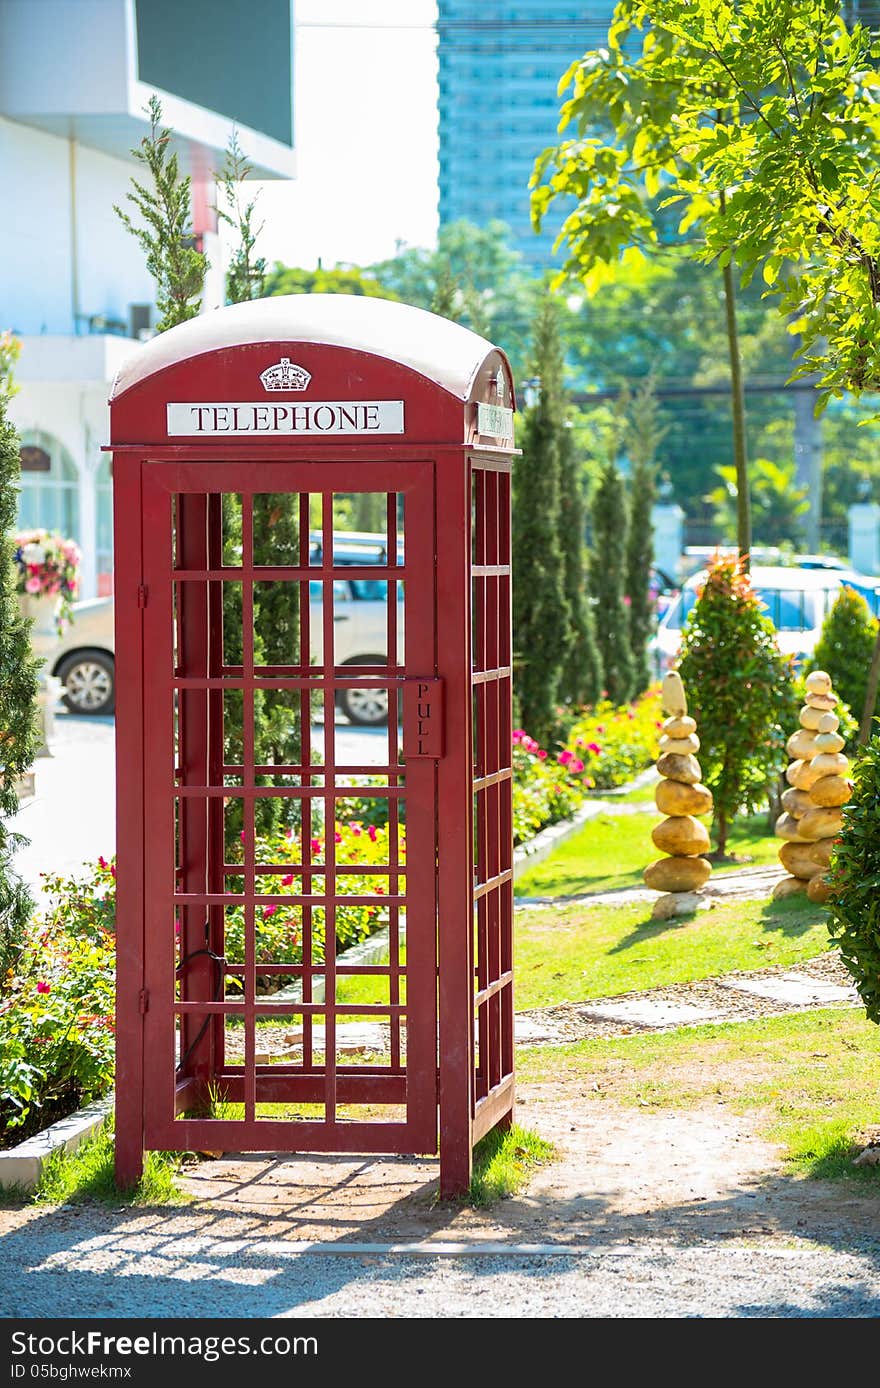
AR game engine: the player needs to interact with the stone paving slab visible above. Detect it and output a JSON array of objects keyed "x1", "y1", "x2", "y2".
[
  {"x1": 719, "y1": 971, "x2": 859, "y2": 1007},
  {"x1": 569, "y1": 998, "x2": 728, "y2": 1029}
]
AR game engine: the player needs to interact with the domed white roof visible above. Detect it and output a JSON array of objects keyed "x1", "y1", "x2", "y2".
[{"x1": 110, "y1": 293, "x2": 505, "y2": 403}]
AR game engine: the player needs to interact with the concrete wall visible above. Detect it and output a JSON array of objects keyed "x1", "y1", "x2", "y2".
[{"x1": 0, "y1": 117, "x2": 156, "y2": 337}]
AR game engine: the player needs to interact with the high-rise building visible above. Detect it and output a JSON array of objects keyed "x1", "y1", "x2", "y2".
[
  {"x1": 0, "y1": 0, "x2": 295, "y2": 598},
  {"x1": 436, "y1": 1, "x2": 615, "y2": 270}
]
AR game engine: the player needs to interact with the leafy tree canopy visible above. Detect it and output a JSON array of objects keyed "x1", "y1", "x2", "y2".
[
  {"x1": 533, "y1": 0, "x2": 880, "y2": 410},
  {"x1": 263, "y1": 263, "x2": 394, "y2": 299}
]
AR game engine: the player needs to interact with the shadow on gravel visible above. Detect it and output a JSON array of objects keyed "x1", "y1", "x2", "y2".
[{"x1": 2, "y1": 1151, "x2": 880, "y2": 1317}]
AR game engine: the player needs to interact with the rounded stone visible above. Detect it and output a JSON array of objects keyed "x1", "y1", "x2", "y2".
[
  {"x1": 772, "y1": 875, "x2": 808, "y2": 900},
  {"x1": 785, "y1": 759, "x2": 805, "y2": 787},
  {"x1": 805, "y1": 670, "x2": 832, "y2": 695},
  {"x1": 656, "y1": 751, "x2": 702, "y2": 784},
  {"x1": 661, "y1": 671, "x2": 688, "y2": 717},
  {"x1": 644, "y1": 855, "x2": 711, "y2": 892},
  {"x1": 809, "y1": 774, "x2": 851, "y2": 808},
  {"x1": 659, "y1": 733, "x2": 701, "y2": 755},
  {"x1": 806, "y1": 874, "x2": 833, "y2": 904},
  {"x1": 654, "y1": 778, "x2": 713, "y2": 817},
  {"x1": 805, "y1": 692, "x2": 838, "y2": 711},
  {"x1": 781, "y1": 786, "x2": 813, "y2": 819},
  {"x1": 775, "y1": 812, "x2": 806, "y2": 842},
  {"x1": 787, "y1": 728, "x2": 819, "y2": 761},
  {"x1": 813, "y1": 731, "x2": 845, "y2": 754},
  {"x1": 778, "y1": 840, "x2": 824, "y2": 879},
  {"x1": 662, "y1": 715, "x2": 696, "y2": 738},
  {"x1": 817, "y1": 712, "x2": 840, "y2": 734},
  {"x1": 809, "y1": 837, "x2": 835, "y2": 868},
  {"x1": 798, "y1": 805, "x2": 845, "y2": 841},
  {"x1": 651, "y1": 815, "x2": 712, "y2": 857},
  {"x1": 809, "y1": 751, "x2": 849, "y2": 780},
  {"x1": 799, "y1": 704, "x2": 825, "y2": 731},
  {"x1": 791, "y1": 759, "x2": 824, "y2": 792}
]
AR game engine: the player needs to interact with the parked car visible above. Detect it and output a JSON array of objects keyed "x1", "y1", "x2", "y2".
[
  {"x1": 49, "y1": 531, "x2": 406, "y2": 725},
  {"x1": 648, "y1": 564, "x2": 880, "y2": 677}
]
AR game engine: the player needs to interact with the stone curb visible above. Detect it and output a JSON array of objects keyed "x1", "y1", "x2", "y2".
[{"x1": 0, "y1": 1094, "x2": 113, "y2": 1191}]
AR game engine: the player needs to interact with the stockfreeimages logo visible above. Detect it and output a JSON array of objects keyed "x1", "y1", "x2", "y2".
[{"x1": 10, "y1": 1331, "x2": 318, "y2": 1367}]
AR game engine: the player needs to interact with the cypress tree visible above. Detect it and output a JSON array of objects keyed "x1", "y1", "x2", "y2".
[
  {"x1": 219, "y1": 133, "x2": 301, "y2": 834},
  {"x1": 512, "y1": 295, "x2": 571, "y2": 743},
  {"x1": 589, "y1": 460, "x2": 634, "y2": 704},
  {"x1": 624, "y1": 378, "x2": 665, "y2": 695},
  {"x1": 114, "y1": 96, "x2": 208, "y2": 332},
  {"x1": 215, "y1": 127, "x2": 267, "y2": 304},
  {"x1": 625, "y1": 452, "x2": 657, "y2": 695},
  {"x1": 558, "y1": 418, "x2": 603, "y2": 706},
  {"x1": 0, "y1": 382, "x2": 40, "y2": 976}
]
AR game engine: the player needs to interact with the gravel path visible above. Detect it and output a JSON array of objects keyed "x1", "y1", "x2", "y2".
[{"x1": 1, "y1": 1215, "x2": 879, "y2": 1319}]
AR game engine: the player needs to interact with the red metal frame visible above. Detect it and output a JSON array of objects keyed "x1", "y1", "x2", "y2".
[{"x1": 110, "y1": 311, "x2": 515, "y2": 1196}]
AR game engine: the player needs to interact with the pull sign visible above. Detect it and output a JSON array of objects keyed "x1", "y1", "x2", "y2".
[{"x1": 404, "y1": 678, "x2": 444, "y2": 759}]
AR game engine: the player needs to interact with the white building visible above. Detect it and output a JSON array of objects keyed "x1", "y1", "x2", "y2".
[{"x1": 0, "y1": 0, "x2": 296, "y2": 596}]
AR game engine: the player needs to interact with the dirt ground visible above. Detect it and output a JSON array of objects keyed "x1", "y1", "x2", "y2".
[
  {"x1": 1, "y1": 954, "x2": 877, "y2": 1254},
  {"x1": 133, "y1": 1078, "x2": 874, "y2": 1252},
  {"x1": 161, "y1": 950, "x2": 880, "y2": 1249}
]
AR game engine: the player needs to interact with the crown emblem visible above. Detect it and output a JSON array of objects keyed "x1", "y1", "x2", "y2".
[{"x1": 259, "y1": 358, "x2": 311, "y2": 392}]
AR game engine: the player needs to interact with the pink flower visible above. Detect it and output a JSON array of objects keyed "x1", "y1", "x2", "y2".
[
  {"x1": 281, "y1": 874, "x2": 295, "y2": 887},
  {"x1": 557, "y1": 750, "x2": 573, "y2": 766},
  {"x1": 174, "y1": 918, "x2": 180, "y2": 937},
  {"x1": 25, "y1": 576, "x2": 41, "y2": 594},
  {"x1": 98, "y1": 856, "x2": 108, "y2": 870},
  {"x1": 537, "y1": 749, "x2": 547, "y2": 761},
  {"x1": 36, "y1": 980, "x2": 50, "y2": 994},
  {"x1": 368, "y1": 825, "x2": 378, "y2": 842},
  {"x1": 310, "y1": 837, "x2": 321, "y2": 855},
  {"x1": 334, "y1": 830, "x2": 342, "y2": 844},
  {"x1": 351, "y1": 824, "x2": 362, "y2": 837},
  {"x1": 571, "y1": 758, "x2": 584, "y2": 773},
  {"x1": 263, "y1": 905, "x2": 278, "y2": 919},
  {"x1": 240, "y1": 830, "x2": 246, "y2": 843},
  {"x1": 286, "y1": 827, "x2": 294, "y2": 841},
  {"x1": 623, "y1": 594, "x2": 632, "y2": 607},
  {"x1": 587, "y1": 742, "x2": 601, "y2": 756}
]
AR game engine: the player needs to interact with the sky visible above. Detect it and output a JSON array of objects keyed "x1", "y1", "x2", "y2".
[{"x1": 246, "y1": 0, "x2": 440, "y2": 272}]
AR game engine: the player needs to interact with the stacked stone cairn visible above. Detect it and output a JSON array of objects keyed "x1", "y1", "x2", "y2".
[
  {"x1": 644, "y1": 670, "x2": 713, "y2": 913},
  {"x1": 773, "y1": 670, "x2": 851, "y2": 903}
]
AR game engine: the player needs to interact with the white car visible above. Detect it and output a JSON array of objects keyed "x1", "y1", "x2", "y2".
[
  {"x1": 48, "y1": 564, "x2": 405, "y2": 726},
  {"x1": 649, "y1": 564, "x2": 880, "y2": 677}
]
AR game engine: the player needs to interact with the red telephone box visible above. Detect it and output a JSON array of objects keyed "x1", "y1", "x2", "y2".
[{"x1": 109, "y1": 294, "x2": 516, "y2": 1196}]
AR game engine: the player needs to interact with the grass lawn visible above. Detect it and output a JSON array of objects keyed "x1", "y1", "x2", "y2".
[
  {"x1": 516, "y1": 1009, "x2": 880, "y2": 1182},
  {"x1": 515, "y1": 807, "x2": 781, "y2": 899},
  {"x1": 514, "y1": 893, "x2": 832, "y2": 1010}
]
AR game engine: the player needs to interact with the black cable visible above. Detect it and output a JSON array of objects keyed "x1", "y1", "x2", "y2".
[{"x1": 175, "y1": 925, "x2": 226, "y2": 1075}]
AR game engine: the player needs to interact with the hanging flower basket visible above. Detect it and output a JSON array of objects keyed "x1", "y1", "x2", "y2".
[{"x1": 13, "y1": 529, "x2": 80, "y2": 633}]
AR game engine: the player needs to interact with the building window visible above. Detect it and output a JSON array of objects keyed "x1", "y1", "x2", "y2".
[{"x1": 17, "y1": 430, "x2": 79, "y2": 540}]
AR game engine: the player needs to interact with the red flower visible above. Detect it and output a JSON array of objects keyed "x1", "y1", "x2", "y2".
[{"x1": 36, "y1": 980, "x2": 50, "y2": 994}]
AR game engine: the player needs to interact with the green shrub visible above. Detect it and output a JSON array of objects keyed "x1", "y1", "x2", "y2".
[
  {"x1": 810, "y1": 585, "x2": 879, "y2": 731},
  {"x1": 511, "y1": 733, "x2": 588, "y2": 844},
  {"x1": 564, "y1": 686, "x2": 663, "y2": 789},
  {"x1": 826, "y1": 733, "x2": 880, "y2": 1023},
  {"x1": 0, "y1": 874, "x2": 115, "y2": 1139},
  {"x1": 677, "y1": 555, "x2": 794, "y2": 855}
]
